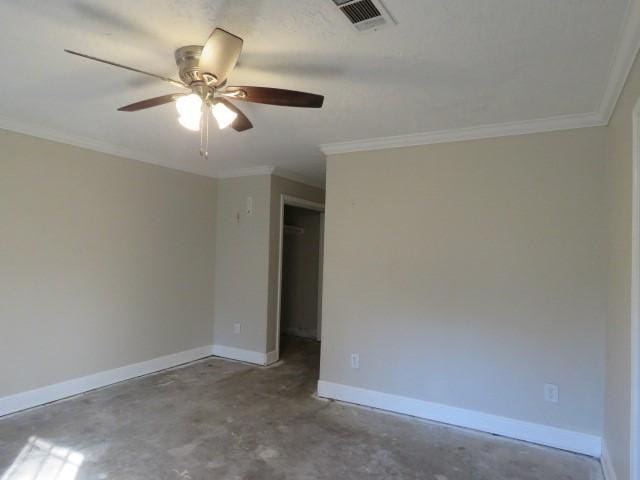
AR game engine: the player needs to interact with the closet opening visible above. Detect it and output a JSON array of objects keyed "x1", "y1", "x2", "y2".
[{"x1": 275, "y1": 196, "x2": 324, "y2": 376}]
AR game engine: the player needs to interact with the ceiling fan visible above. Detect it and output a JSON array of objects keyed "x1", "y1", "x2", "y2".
[{"x1": 65, "y1": 28, "x2": 324, "y2": 158}]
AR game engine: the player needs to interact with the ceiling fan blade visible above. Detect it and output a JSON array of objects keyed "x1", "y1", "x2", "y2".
[
  {"x1": 216, "y1": 98, "x2": 253, "y2": 132},
  {"x1": 118, "y1": 93, "x2": 184, "y2": 112},
  {"x1": 199, "y1": 28, "x2": 243, "y2": 86},
  {"x1": 64, "y1": 49, "x2": 187, "y2": 88},
  {"x1": 224, "y1": 86, "x2": 324, "y2": 108}
]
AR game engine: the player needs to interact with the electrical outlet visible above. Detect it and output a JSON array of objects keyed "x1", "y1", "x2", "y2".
[
  {"x1": 233, "y1": 323, "x2": 241, "y2": 334},
  {"x1": 350, "y1": 354, "x2": 360, "y2": 369},
  {"x1": 544, "y1": 384, "x2": 559, "y2": 403},
  {"x1": 246, "y1": 196, "x2": 253, "y2": 215}
]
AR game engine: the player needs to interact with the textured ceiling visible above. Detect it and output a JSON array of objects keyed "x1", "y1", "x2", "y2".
[{"x1": 0, "y1": 0, "x2": 630, "y2": 183}]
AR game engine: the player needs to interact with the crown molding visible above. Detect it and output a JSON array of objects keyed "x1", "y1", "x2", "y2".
[
  {"x1": 320, "y1": 0, "x2": 640, "y2": 157},
  {"x1": 0, "y1": 114, "x2": 212, "y2": 178},
  {"x1": 216, "y1": 166, "x2": 276, "y2": 178},
  {"x1": 319, "y1": 112, "x2": 605, "y2": 156},
  {"x1": 598, "y1": 0, "x2": 640, "y2": 123},
  {"x1": 5, "y1": 2, "x2": 640, "y2": 170},
  {"x1": 0, "y1": 115, "x2": 324, "y2": 187},
  {"x1": 272, "y1": 167, "x2": 325, "y2": 189},
  {"x1": 216, "y1": 166, "x2": 324, "y2": 189}
]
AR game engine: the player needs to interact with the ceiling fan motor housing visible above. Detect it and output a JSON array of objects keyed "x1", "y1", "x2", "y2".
[{"x1": 175, "y1": 46, "x2": 210, "y2": 85}]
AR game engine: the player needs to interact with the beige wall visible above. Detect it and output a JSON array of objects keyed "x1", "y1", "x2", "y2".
[
  {"x1": 0, "y1": 129, "x2": 217, "y2": 398},
  {"x1": 602, "y1": 52, "x2": 640, "y2": 480},
  {"x1": 212, "y1": 175, "x2": 271, "y2": 353},
  {"x1": 213, "y1": 174, "x2": 324, "y2": 355},
  {"x1": 0, "y1": 132, "x2": 323, "y2": 398},
  {"x1": 320, "y1": 127, "x2": 607, "y2": 435}
]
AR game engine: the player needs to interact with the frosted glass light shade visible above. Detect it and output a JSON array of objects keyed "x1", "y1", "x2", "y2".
[
  {"x1": 176, "y1": 94, "x2": 203, "y2": 131},
  {"x1": 178, "y1": 114, "x2": 201, "y2": 131},
  {"x1": 176, "y1": 94, "x2": 202, "y2": 116},
  {"x1": 212, "y1": 102, "x2": 238, "y2": 130}
]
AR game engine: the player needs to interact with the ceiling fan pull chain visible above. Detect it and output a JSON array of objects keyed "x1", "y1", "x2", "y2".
[
  {"x1": 204, "y1": 106, "x2": 210, "y2": 160},
  {"x1": 199, "y1": 106, "x2": 204, "y2": 157},
  {"x1": 199, "y1": 101, "x2": 209, "y2": 159}
]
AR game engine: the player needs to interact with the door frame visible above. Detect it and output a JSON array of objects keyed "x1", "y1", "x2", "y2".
[
  {"x1": 632, "y1": 98, "x2": 640, "y2": 480},
  {"x1": 275, "y1": 195, "x2": 325, "y2": 359},
  {"x1": 317, "y1": 212, "x2": 325, "y2": 342}
]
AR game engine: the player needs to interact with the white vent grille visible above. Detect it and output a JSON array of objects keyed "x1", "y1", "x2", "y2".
[{"x1": 331, "y1": 0, "x2": 395, "y2": 32}]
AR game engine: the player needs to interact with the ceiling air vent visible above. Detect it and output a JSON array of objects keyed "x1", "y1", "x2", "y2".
[{"x1": 331, "y1": 0, "x2": 396, "y2": 32}]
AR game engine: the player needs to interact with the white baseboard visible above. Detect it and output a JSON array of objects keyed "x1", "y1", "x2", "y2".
[
  {"x1": 212, "y1": 344, "x2": 271, "y2": 366},
  {"x1": 601, "y1": 441, "x2": 619, "y2": 480},
  {"x1": 0, "y1": 345, "x2": 214, "y2": 418},
  {"x1": 317, "y1": 380, "x2": 602, "y2": 457}
]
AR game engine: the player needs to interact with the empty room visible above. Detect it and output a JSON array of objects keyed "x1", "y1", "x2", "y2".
[{"x1": 0, "y1": 1, "x2": 639, "y2": 479}]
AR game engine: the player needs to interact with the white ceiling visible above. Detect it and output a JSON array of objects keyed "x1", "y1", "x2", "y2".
[{"x1": 0, "y1": 0, "x2": 632, "y2": 184}]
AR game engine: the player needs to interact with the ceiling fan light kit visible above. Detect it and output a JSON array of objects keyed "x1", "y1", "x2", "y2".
[
  {"x1": 211, "y1": 102, "x2": 238, "y2": 130},
  {"x1": 65, "y1": 28, "x2": 324, "y2": 159},
  {"x1": 176, "y1": 94, "x2": 202, "y2": 131}
]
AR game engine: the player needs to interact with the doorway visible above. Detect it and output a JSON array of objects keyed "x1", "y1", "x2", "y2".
[{"x1": 276, "y1": 196, "x2": 324, "y2": 371}]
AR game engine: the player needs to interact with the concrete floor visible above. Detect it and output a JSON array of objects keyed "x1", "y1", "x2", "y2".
[{"x1": 0, "y1": 337, "x2": 603, "y2": 480}]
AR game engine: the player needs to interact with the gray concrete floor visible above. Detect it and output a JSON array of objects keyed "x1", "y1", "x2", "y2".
[{"x1": 0, "y1": 337, "x2": 603, "y2": 479}]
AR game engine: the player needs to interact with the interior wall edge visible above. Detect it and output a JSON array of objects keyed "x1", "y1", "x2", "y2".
[
  {"x1": 602, "y1": 440, "x2": 620, "y2": 480},
  {"x1": 598, "y1": 0, "x2": 640, "y2": 124},
  {"x1": 211, "y1": 344, "x2": 272, "y2": 366}
]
